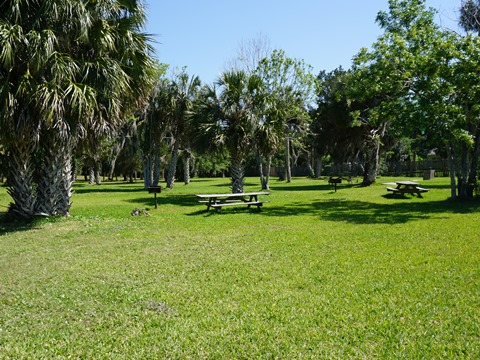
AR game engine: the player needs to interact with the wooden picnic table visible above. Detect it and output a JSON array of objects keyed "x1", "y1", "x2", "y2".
[
  {"x1": 197, "y1": 191, "x2": 270, "y2": 210},
  {"x1": 386, "y1": 181, "x2": 429, "y2": 198}
]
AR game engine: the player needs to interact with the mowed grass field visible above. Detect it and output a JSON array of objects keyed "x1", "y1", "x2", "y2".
[{"x1": 0, "y1": 176, "x2": 479, "y2": 359}]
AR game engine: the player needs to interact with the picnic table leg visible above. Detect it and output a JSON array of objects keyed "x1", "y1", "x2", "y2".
[
  {"x1": 247, "y1": 195, "x2": 258, "y2": 209},
  {"x1": 207, "y1": 197, "x2": 217, "y2": 211},
  {"x1": 255, "y1": 195, "x2": 262, "y2": 210}
]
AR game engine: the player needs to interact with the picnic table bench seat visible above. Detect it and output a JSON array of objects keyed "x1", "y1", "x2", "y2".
[
  {"x1": 415, "y1": 187, "x2": 429, "y2": 192},
  {"x1": 386, "y1": 187, "x2": 400, "y2": 193},
  {"x1": 210, "y1": 200, "x2": 267, "y2": 209}
]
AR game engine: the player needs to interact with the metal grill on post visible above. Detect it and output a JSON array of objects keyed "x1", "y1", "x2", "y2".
[
  {"x1": 148, "y1": 186, "x2": 162, "y2": 209},
  {"x1": 328, "y1": 177, "x2": 342, "y2": 192}
]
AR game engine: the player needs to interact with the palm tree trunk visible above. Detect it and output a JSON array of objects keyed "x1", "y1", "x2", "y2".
[
  {"x1": 263, "y1": 155, "x2": 272, "y2": 190},
  {"x1": 183, "y1": 146, "x2": 193, "y2": 185},
  {"x1": 230, "y1": 154, "x2": 245, "y2": 193},
  {"x1": 153, "y1": 144, "x2": 161, "y2": 186},
  {"x1": 183, "y1": 151, "x2": 191, "y2": 185},
  {"x1": 108, "y1": 141, "x2": 124, "y2": 180},
  {"x1": 7, "y1": 140, "x2": 36, "y2": 219},
  {"x1": 257, "y1": 152, "x2": 265, "y2": 189},
  {"x1": 35, "y1": 134, "x2": 75, "y2": 216},
  {"x1": 35, "y1": 137, "x2": 63, "y2": 216},
  {"x1": 166, "y1": 143, "x2": 179, "y2": 189},
  {"x1": 94, "y1": 159, "x2": 102, "y2": 185},
  {"x1": 143, "y1": 154, "x2": 152, "y2": 189},
  {"x1": 89, "y1": 166, "x2": 95, "y2": 185},
  {"x1": 58, "y1": 143, "x2": 74, "y2": 216}
]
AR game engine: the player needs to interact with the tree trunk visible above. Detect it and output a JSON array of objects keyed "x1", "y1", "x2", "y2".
[
  {"x1": 362, "y1": 125, "x2": 386, "y2": 186},
  {"x1": 166, "y1": 143, "x2": 179, "y2": 189},
  {"x1": 6, "y1": 139, "x2": 36, "y2": 219},
  {"x1": 88, "y1": 166, "x2": 95, "y2": 185},
  {"x1": 58, "y1": 142, "x2": 75, "y2": 216},
  {"x1": 257, "y1": 152, "x2": 265, "y2": 189},
  {"x1": 95, "y1": 161, "x2": 101, "y2": 185},
  {"x1": 362, "y1": 136, "x2": 381, "y2": 186},
  {"x1": 314, "y1": 156, "x2": 322, "y2": 178},
  {"x1": 108, "y1": 137, "x2": 125, "y2": 180},
  {"x1": 143, "y1": 153, "x2": 152, "y2": 189},
  {"x1": 183, "y1": 148, "x2": 191, "y2": 185},
  {"x1": 230, "y1": 154, "x2": 245, "y2": 193},
  {"x1": 35, "y1": 136, "x2": 64, "y2": 216},
  {"x1": 306, "y1": 150, "x2": 314, "y2": 178},
  {"x1": 458, "y1": 143, "x2": 469, "y2": 199},
  {"x1": 35, "y1": 134, "x2": 75, "y2": 216},
  {"x1": 466, "y1": 127, "x2": 480, "y2": 199},
  {"x1": 153, "y1": 147, "x2": 161, "y2": 186},
  {"x1": 285, "y1": 137, "x2": 292, "y2": 182},
  {"x1": 313, "y1": 147, "x2": 322, "y2": 178},
  {"x1": 446, "y1": 142, "x2": 457, "y2": 200},
  {"x1": 263, "y1": 155, "x2": 272, "y2": 190},
  {"x1": 192, "y1": 156, "x2": 198, "y2": 178}
]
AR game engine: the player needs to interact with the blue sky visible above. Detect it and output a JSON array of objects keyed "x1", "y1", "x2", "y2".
[{"x1": 144, "y1": 1, "x2": 460, "y2": 83}]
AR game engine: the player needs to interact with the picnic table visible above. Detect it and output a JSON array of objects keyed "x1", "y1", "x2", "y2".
[
  {"x1": 197, "y1": 191, "x2": 270, "y2": 210},
  {"x1": 386, "y1": 181, "x2": 429, "y2": 197}
]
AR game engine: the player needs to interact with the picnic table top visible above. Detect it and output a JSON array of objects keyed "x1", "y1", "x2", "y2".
[
  {"x1": 395, "y1": 180, "x2": 420, "y2": 186},
  {"x1": 197, "y1": 192, "x2": 270, "y2": 198}
]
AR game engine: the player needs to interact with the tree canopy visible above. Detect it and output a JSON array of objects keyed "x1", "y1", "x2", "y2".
[{"x1": 0, "y1": 0, "x2": 155, "y2": 218}]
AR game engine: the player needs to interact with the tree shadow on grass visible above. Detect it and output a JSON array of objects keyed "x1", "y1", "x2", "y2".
[
  {"x1": 125, "y1": 193, "x2": 200, "y2": 209},
  {"x1": 0, "y1": 212, "x2": 57, "y2": 236},
  {"x1": 270, "y1": 182, "x2": 359, "y2": 192},
  {"x1": 256, "y1": 197, "x2": 480, "y2": 225},
  {"x1": 73, "y1": 183, "x2": 147, "y2": 195}
]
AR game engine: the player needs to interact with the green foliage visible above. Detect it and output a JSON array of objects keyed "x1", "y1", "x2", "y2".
[
  {"x1": 0, "y1": 0, "x2": 156, "y2": 217},
  {"x1": 194, "y1": 152, "x2": 230, "y2": 177},
  {"x1": 312, "y1": 68, "x2": 364, "y2": 164},
  {"x1": 190, "y1": 70, "x2": 265, "y2": 192},
  {"x1": 0, "y1": 177, "x2": 479, "y2": 357},
  {"x1": 255, "y1": 49, "x2": 316, "y2": 130}
]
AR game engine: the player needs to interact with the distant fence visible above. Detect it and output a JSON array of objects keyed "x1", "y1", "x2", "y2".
[
  {"x1": 383, "y1": 159, "x2": 450, "y2": 177},
  {"x1": 252, "y1": 159, "x2": 451, "y2": 178}
]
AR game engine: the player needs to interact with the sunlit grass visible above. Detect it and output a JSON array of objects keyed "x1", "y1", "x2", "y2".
[{"x1": 0, "y1": 176, "x2": 479, "y2": 358}]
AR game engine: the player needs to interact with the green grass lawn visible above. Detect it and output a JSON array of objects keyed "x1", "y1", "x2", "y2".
[{"x1": 0, "y1": 176, "x2": 479, "y2": 358}]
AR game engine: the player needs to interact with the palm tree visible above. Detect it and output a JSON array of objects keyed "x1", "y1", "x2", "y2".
[
  {"x1": 141, "y1": 77, "x2": 172, "y2": 189},
  {"x1": 0, "y1": 0, "x2": 155, "y2": 218},
  {"x1": 165, "y1": 71, "x2": 201, "y2": 189},
  {"x1": 254, "y1": 104, "x2": 285, "y2": 189},
  {"x1": 191, "y1": 70, "x2": 264, "y2": 193}
]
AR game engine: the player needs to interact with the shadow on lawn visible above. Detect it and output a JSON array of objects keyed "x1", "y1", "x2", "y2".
[
  {"x1": 126, "y1": 193, "x2": 199, "y2": 209},
  {"x1": 270, "y1": 181, "x2": 358, "y2": 192},
  {"x1": 0, "y1": 212, "x2": 53, "y2": 235},
  {"x1": 73, "y1": 182, "x2": 147, "y2": 195},
  {"x1": 259, "y1": 197, "x2": 480, "y2": 225}
]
